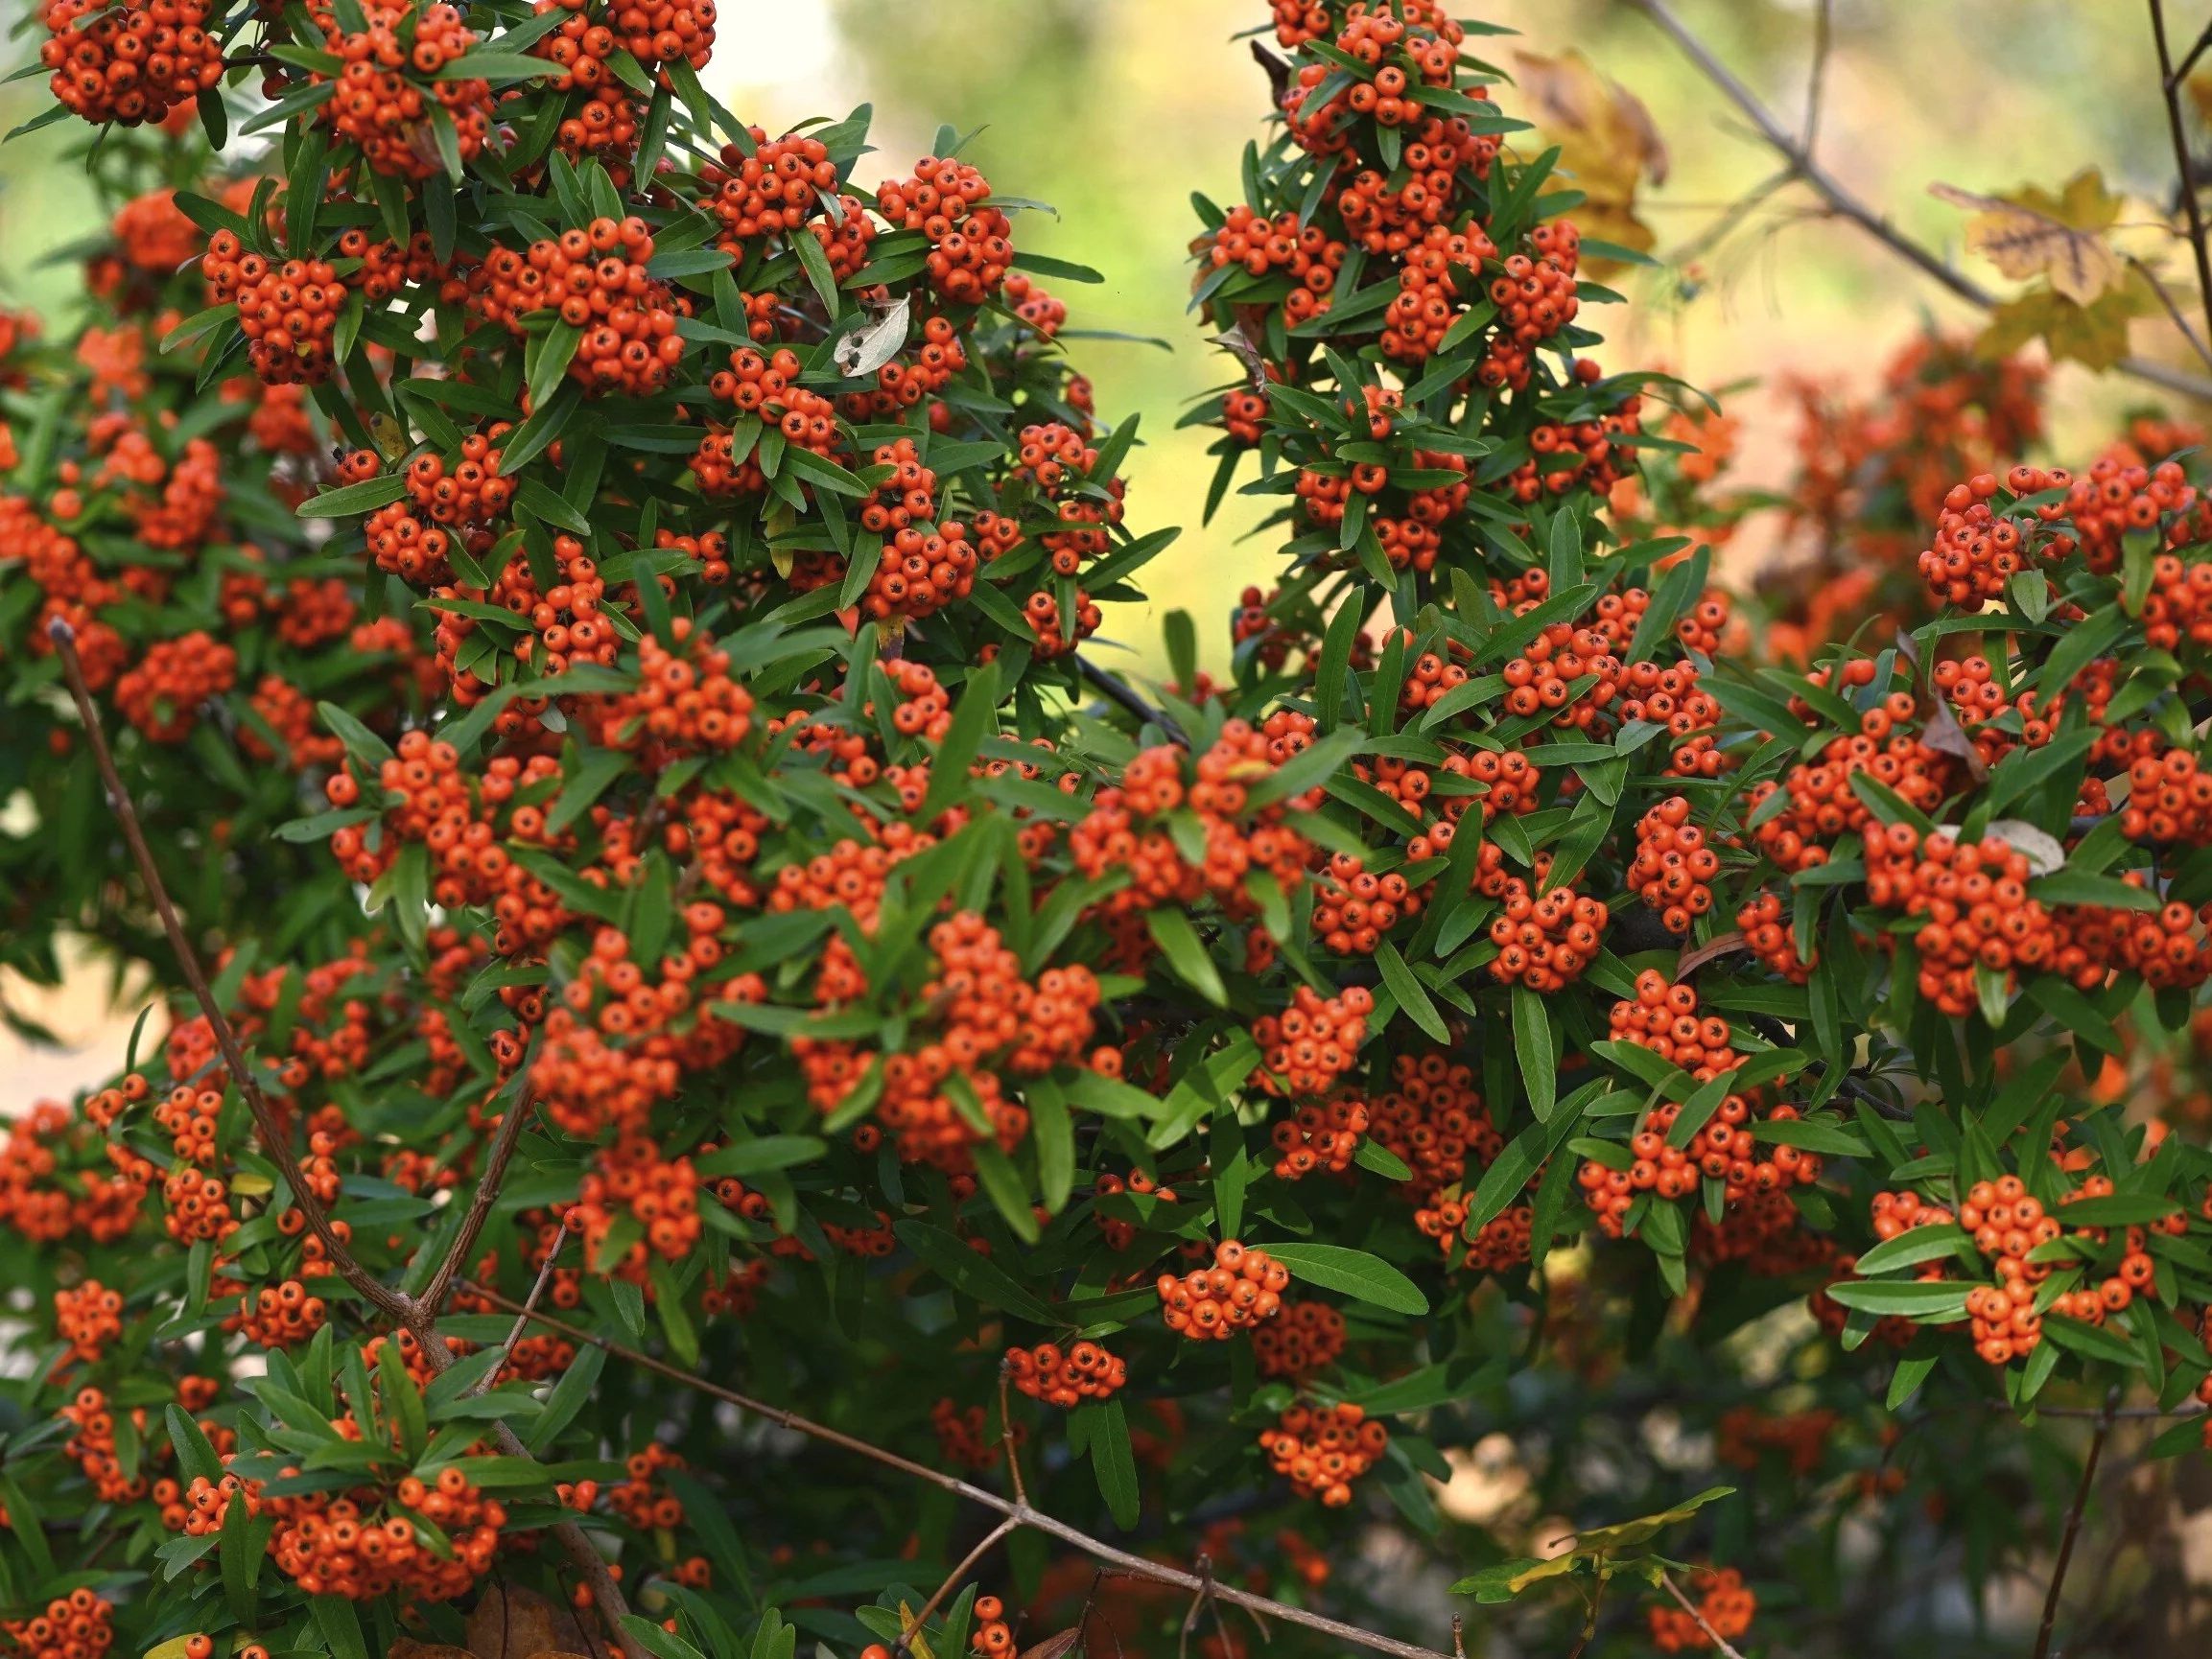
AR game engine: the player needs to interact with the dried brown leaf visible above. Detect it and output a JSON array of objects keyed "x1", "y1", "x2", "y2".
[
  {"x1": 465, "y1": 1580, "x2": 593, "y2": 1659},
  {"x1": 1929, "y1": 179, "x2": 2123, "y2": 305},
  {"x1": 1512, "y1": 49, "x2": 1665, "y2": 270},
  {"x1": 1675, "y1": 930, "x2": 1749, "y2": 978},
  {"x1": 1019, "y1": 1628, "x2": 1086, "y2": 1659},
  {"x1": 387, "y1": 1644, "x2": 476, "y2": 1659}
]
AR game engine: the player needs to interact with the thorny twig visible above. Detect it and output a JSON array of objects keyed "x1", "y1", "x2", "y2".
[
  {"x1": 456, "y1": 1280, "x2": 1461, "y2": 1659},
  {"x1": 50, "y1": 619, "x2": 650, "y2": 1659},
  {"x1": 2032, "y1": 1387, "x2": 2122, "y2": 1659},
  {"x1": 998, "y1": 1360, "x2": 1028, "y2": 1507},
  {"x1": 1620, "y1": 0, "x2": 2212, "y2": 405},
  {"x1": 1658, "y1": 1571, "x2": 1748, "y2": 1659},
  {"x1": 2152, "y1": 0, "x2": 2212, "y2": 353}
]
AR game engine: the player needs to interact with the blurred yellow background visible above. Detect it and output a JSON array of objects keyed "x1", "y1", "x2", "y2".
[{"x1": 2, "y1": 0, "x2": 2202, "y2": 1104}]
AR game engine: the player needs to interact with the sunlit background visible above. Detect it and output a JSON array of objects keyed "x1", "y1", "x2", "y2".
[{"x1": 2, "y1": 0, "x2": 2204, "y2": 1098}]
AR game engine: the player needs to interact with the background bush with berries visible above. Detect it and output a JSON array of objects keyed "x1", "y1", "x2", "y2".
[{"x1": 10, "y1": 1, "x2": 2212, "y2": 1657}]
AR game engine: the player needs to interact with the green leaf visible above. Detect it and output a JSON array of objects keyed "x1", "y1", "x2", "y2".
[
  {"x1": 312, "y1": 1595, "x2": 374, "y2": 1659},
  {"x1": 2039, "y1": 1313, "x2": 2144, "y2": 1367},
  {"x1": 167, "y1": 1404, "x2": 224, "y2": 1485},
  {"x1": 1820, "y1": 1282, "x2": 1972, "y2": 1319},
  {"x1": 1084, "y1": 1397, "x2": 1141, "y2": 1529},
  {"x1": 1376, "y1": 939, "x2": 1449, "y2": 1041},
  {"x1": 1013, "y1": 250, "x2": 1107, "y2": 283},
  {"x1": 1513, "y1": 985, "x2": 1557, "y2": 1119},
  {"x1": 973, "y1": 1142, "x2": 1041, "y2": 1244},
  {"x1": 919, "y1": 662, "x2": 1000, "y2": 822},
  {"x1": 1147, "y1": 908, "x2": 1227, "y2": 1006},
  {"x1": 893, "y1": 1220, "x2": 1061, "y2": 1325},
  {"x1": 1263, "y1": 1243, "x2": 1427, "y2": 1315},
  {"x1": 297, "y1": 474, "x2": 410, "y2": 518},
  {"x1": 1852, "y1": 1223, "x2": 1971, "y2": 1275}
]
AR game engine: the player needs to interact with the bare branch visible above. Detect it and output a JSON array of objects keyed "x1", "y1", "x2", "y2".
[
  {"x1": 997, "y1": 1359, "x2": 1029, "y2": 1507},
  {"x1": 1801, "y1": 0, "x2": 1833, "y2": 151},
  {"x1": 2151, "y1": 0, "x2": 2212, "y2": 350},
  {"x1": 1620, "y1": 0, "x2": 2212, "y2": 404},
  {"x1": 415, "y1": 1079, "x2": 542, "y2": 1322},
  {"x1": 2130, "y1": 254, "x2": 2212, "y2": 370},
  {"x1": 473, "y1": 1216, "x2": 574, "y2": 1397},
  {"x1": 896, "y1": 1517, "x2": 1020, "y2": 1659},
  {"x1": 457, "y1": 1279, "x2": 1459, "y2": 1659},
  {"x1": 1658, "y1": 1572, "x2": 1747, "y2": 1659},
  {"x1": 2032, "y1": 1389, "x2": 2121, "y2": 1659},
  {"x1": 1077, "y1": 654, "x2": 1188, "y2": 745},
  {"x1": 48, "y1": 619, "x2": 415, "y2": 1327}
]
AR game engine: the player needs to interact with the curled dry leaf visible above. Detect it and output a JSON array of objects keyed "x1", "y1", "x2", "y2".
[
  {"x1": 1512, "y1": 49, "x2": 1666, "y2": 265},
  {"x1": 1986, "y1": 818, "x2": 2066, "y2": 876},
  {"x1": 1210, "y1": 329, "x2": 1269, "y2": 390},
  {"x1": 1928, "y1": 173, "x2": 2124, "y2": 305},
  {"x1": 833, "y1": 293, "x2": 912, "y2": 379},
  {"x1": 387, "y1": 1645, "x2": 476, "y2": 1659},
  {"x1": 1676, "y1": 929, "x2": 1749, "y2": 978},
  {"x1": 1018, "y1": 1629, "x2": 1086, "y2": 1659}
]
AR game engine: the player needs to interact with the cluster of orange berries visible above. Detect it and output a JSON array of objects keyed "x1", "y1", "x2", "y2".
[
  {"x1": 876, "y1": 158, "x2": 1013, "y2": 304},
  {"x1": 1481, "y1": 849, "x2": 1610, "y2": 991},
  {"x1": 2121, "y1": 747, "x2": 2212, "y2": 844},
  {"x1": 698, "y1": 129, "x2": 839, "y2": 247},
  {"x1": 1416, "y1": 1189, "x2": 1535, "y2": 1273},
  {"x1": 1747, "y1": 712, "x2": 1948, "y2": 874},
  {"x1": 1479, "y1": 226, "x2": 1582, "y2": 389},
  {"x1": 269, "y1": 1466, "x2": 506, "y2": 1601},
  {"x1": 1253, "y1": 986, "x2": 1375, "y2": 1097},
  {"x1": 1271, "y1": 1095, "x2": 1370, "y2": 1179},
  {"x1": 1379, "y1": 222, "x2": 1493, "y2": 360},
  {"x1": 202, "y1": 237, "x2": 350, "y2": 386},
  {"x1": 1, "y1": 1588, "x2": 114, "y2": 1659},
  {"x1": 1502, "y1": 406, "x2": 1644, "y2": 504},
  {"x1": 1253, "y1": 1299, "x2": 1347, "y2": 1380},
  {"x1": 1158, "y1": 1239, "x2": 1290, "y2": 1340},
  {"x1": 317, "y1": 2, "x2": 492, "y2": 180},
  {"x1": 1629, "y1": 796, "x2": 1719, "y2": 935},
  {"x1": 0, "y1": 1099, "x2": 147, "y2": 1244},
  {"x1": 605, "y1": 1441, "x2": 688, "y2": 1530},
  {"x1": 112, "y1": 629, "x2": 235, "y2": 743},
  {"x1": 1012, "y1": 421, "x2": 1125, "y2": 573},
  {"x1": 1915, "y1": 473, "x2": 2038, "y2": 605},
  {"x1": 969, "y1": 1597, "x2": 1013, "y2": 1659},
  {"x1": 1716, "y1": 1406, "x2": 1837, "y2": 1477},
  {"x1": 1368, "y1": 1052, "x2": 1497, "y2": 1199},
  {"x1": 1259, "y1": 1402, "x2": 1388, "y2": 1506},
  {"x1": 404, "y1": 427, "x2": 514, "y2": 526},
  {"x1": 588, "y1": 619, "x2": 755, "y2": 762},
  {"x1": 694, "y1": 345, "x2": 840, "y2": 494},
  {"x1": 1207, "y1": 205, "x2": 1350, "y2": 331},
  {"x1": 1342, "y1": 111, "x2": 1495, "y2": 252},
  {"x1": 60, "y1": 1386, "x2": 148, "y2": 1505},
  {"x1": 1737, "y1": 892, "x2": 1814, "y2": 983},
  {"x1": 1310, "y1": 851, "x2": 1423, "y2": 955},
  {"x1": 571, "y1": 1134, "x2": 703, "y2": 1279},
  {"x1": 53, "y1": 1279, "x2": 123, "y2": 1365},
  {"x1": 1649, "y1": 1567, "x2": 1755, "y2": 1652},
  {"x1": 463, "y1": 217, "x2": 684, "y2": 395},
  {"x1": 930, "y1": 1398, "x2": 1009, "y2": 1471},
  {"x1": 1005, "y1": 1341, "x2": 1127, "y2": 1406},
  {"x1": 40, "y1": 0, "x2": 223, "y2": 127},
  {"x1": 233, "y1": 1277, "x2": 330, "y2": 1348},
  {"x1": 1865, "y1": 826, "x2": 2052, "y2": 1014},
  {"x1": 2062, "y1": 452, "x2": 2197, "y2": 573},
  {"x1": 1608, "y1": 972, "x2": 1739, "y2": 1081}
]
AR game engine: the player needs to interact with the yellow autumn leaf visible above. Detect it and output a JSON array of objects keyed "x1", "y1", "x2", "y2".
[
  {"x1": 1513, "y1": 50, "x2": 1667, "y2": 269},
  {"x1": 1974, "y1": 269, "x2": 2152, "y2": 373},
  {"x1": 1929, "y1": 171, "x2": 2125, "y2": 304}
]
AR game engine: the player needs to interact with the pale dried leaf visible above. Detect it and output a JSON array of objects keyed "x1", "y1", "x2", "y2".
[
  {"x1": 1919, "y1": 696, "x2": 1989, "y2": 784},
  {"x1": 1987, "y1": 819, "x2": 2066, "y2": 876},
  {"x1": 1514, "y1": 51, "x2": 1669, "y2": 186},
  {"x1": 1929, "y1": 182, "x2": 2122, "y2": 305},
  {"x1": 1019, "y1": 1628, "x2": 1086, "y2": 1659},
  {"x1": 1675, "y1": 930, "x2": 1748, "y2": 978},
  {"x1": 1210, "y1": 330, "x2": 1268, "y2": 390},
  {"x1": 833, "y1": 293, "x2": 911, "y2": 379},
  {"x1": 465, "y1": 1580, "x2": 593, "y2": 1659}
]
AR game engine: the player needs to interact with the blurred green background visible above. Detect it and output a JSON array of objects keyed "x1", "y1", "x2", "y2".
[{"x1": 1, "y1": 0, "x2": 2203, "y2": 1093}]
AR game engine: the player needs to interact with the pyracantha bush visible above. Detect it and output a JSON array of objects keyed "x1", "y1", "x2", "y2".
[{"x1": 4, "y1": 4, "x2": 2212, "y2": 1659}]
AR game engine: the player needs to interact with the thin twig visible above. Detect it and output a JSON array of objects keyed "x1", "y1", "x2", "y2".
[
  {"x1": 2032, "y1": 1387, "x2": 2121, "y2": 1659},
  {"x1": 1621, "y1": 0, "x2": 2212, "y2": 405},
  {"x1": 1658, "y1": 1572, "x2": 1747, "y2": 1659},
  {"x1": 48, "y1": 619, "x2": 413, "y2": 1326},
  {"x1": 1801, "y1": 0, "x2": 1833, "y2": 151},
  {"x1": 472, "y1": 1218, "x2": 573, "y2": 1397},
  {"x1": 2176, "y1": 15, "x2": 2212, "y2": 86},
  {"x1": 2153, "y1": 0, "x2": 2212, "y2": 351},
  {"x1": 1178, "y1": 1554, "x2": 1216, "y2": 1659},
  {"x1": 895, "y1": 1517, "x2": 1019, "y2": 1659},
  {"x1": 2130, "y1": 253, "x2": 2212, "y2": 370},
  {"x1": 415, "y1": 1078, "x2": 542, "y2": 1322},
  {"x1": 50, "y1": 617, "x2": 652, "y2": 1659},
  {"x1": 456, "y1": 1280, "x2": 1457, "y2": 1659},
  {"x1": 1076, "y1": 655, "x2": 1188, "y2": 746},
  {"x1": 997, "y1": 1360, "x2": 1028, "y2": 1507}
]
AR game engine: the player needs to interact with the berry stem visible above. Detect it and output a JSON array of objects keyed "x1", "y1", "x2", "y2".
[{"x1": 892, "y1": 1516, "x2": 1018, "y2": 1659}]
